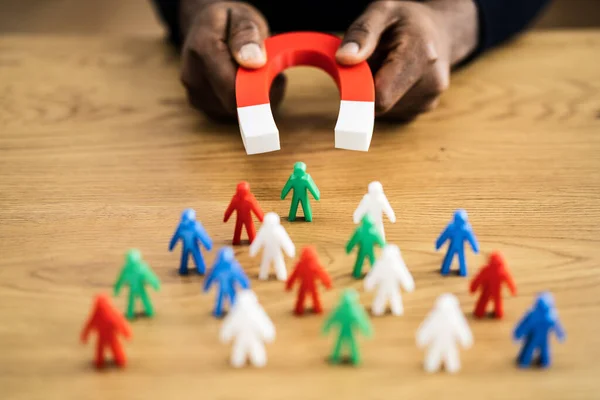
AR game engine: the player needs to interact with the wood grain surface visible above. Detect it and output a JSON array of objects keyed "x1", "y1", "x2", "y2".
[{"x1": 0, "y1": 31, "x2": 599, "y2": 400}]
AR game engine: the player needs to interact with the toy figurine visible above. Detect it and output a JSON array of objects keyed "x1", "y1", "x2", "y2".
[
  {"x1": 204, "y1": 247, "x2": 250, "y2": 317},
  {"x1": 80, "y1": 294, "x2": 132, "y2": 368},
  {"x1": 286, "y1": 246, "x2": 332, "y2": 315},
  {"x1": 346, "y1": 214, "x2": 385, "y2": 279},
  {"x1": 353, "y1": 181, "x2": 396, "y2": 240},
  {"x1": 249, "y1": 212, "x2": 295, "y2": 281},
  {"x1": 435, "y1": 209, "x2": 479, "y2": 276},
  {"x1": 114, "y1": 249, "x2": 161, "y2": 319},
  {"x1": 169, "y1": 208, "x2": 213, "y2": 275},
  {"x1": 224, "y1": 181, "x2": 264, "y2": 245},
  {"x1": 281, "y1": 162, "x2": 320, "y2": 222},
  {"x1": 470, "y1": 251, "x2": 517, "y2": 318}
]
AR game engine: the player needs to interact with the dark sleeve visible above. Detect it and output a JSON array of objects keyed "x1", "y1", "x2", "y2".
[
  {"x1": 150, "y1": 0, "x2": 183, "y2": 48},
  {"x1": 473, "y1": 0, "x2": 552, "y2": 53}
]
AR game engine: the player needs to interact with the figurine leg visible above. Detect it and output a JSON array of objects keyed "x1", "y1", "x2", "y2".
[
  {"x1": 110, "y1": 339, "x2": 126, "y2": 367},
  {"x1": 273, "y1": 253, "x2": 287, "y2": 281},
  {"x1": 440, "y1": 249, "x2": 455, "y2": 275},
  {"x1": 330, "y1": 335, "x2": 344, "y2": 363},
  {"x1": 294, "y1": 290, "x2": 306, "y2": 315},
  {"x1": 191, "y1": 246, "x2": 205, "y2": 274},
  {"x1": 140, "y1": 290, "x2": 155, "y2": 317},
  {"x1": 231, "y1": 340, "x2": 247, "y2": 368},
  {"x1": 213, "y1": 291, "x2": 225, "y2": 318},
  {"x1": 179, "y1": 248, "x2": 190, "y2": 275},
  {"x1": 424, "y1": 348, "x2": 442, "y2": 373},
  {"x1": 352, "y1": 251, "x2": 366, "y2": 279},
  {"x1": 245, "y1": 221, "x2": 256, "y2": 243},
  {"x1": 371, "y1": 290, "x2": 387, "y2": 316},
  {"x1": 366, "y1": 250, "x2": 376, "y2": 268},
  {"x1": 311, "y1": 290, "x2": 322, "y2": 313},
  {"x1": 517, "y1": 336, "x2": 536, "y2": 367},
  {"x1": 389, "y1": 290, "x2": 403, "y2": 316},
  {"x1": 233, "y1": 219, "x2": 243, "y2": 245},
  {"x1": 349, "y1": 336, "x2": 361, "y2": 364},
  {"x1": 95, "y1": 340, "x2": 105, "y2": 368},
  {"x1": 258, "y1": 255, "x2": 271, "y2": 280},
  {"x1": 492, "y1": 295, "x2": 504, "y2": 318},
  {"x1": 301, "y1": 198, "x2": 312, "y2": 222},
  {"x1": 473, "y1": 292, "x2": 490, "y2": 318},
  {"x1": 249, "y1": 340, "x2": 267, "y2": 367},
  {"x1": 444, "y1": 346, "x2": 460, "y2": 373},
  {"x1": 458, "y1": 249, "x2": 467, "y2": 276},
  {"x1": 538, "y1": 341, "x2": 551, "y2": 368},
  {"x1": 288, "y1": 198, "x2": 300, "y2": 221},
  {"x1": 126, "y1": 292, "x2": 136, "y2": 319}
]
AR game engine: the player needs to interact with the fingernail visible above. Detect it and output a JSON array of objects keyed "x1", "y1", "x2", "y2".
[
  {"x1": 239, "y1": 43, "x2": 264, "y2": 63},
  {"x1": 426, "y1": 42, "x2": 438, "y2": 62},
  {"x1": 339, "y1": 42, "x2": 360, "y2": 56}
]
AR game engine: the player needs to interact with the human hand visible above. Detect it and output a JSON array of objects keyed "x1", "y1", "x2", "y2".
[
  {"x1": 179, "y1": 0, "x2": 286, "y2": 120},
  {"x1": 336, "y1": 0, "x2": 478, "y2": 122}
]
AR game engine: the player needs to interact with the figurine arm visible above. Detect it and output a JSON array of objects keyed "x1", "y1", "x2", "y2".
[
  {"x1": 113, "y1": 268, "x2": 126, "y2": 295},
  {"x1": 196, "y1": 224, "x2": 213, "y2": 251},
  {"x1": 355, "y1": 307, "x2": 374, "y2": 338},
  {"x1": 257, "y1": 308, "x2": 276, "y2": 343},
  {"x1": 352, "y1": 197, "x2": 368, "y2": 224},
  {"x1": 435, "y1": 225, "x2": 451, "y2": 250},
  {"x1": 345, "y1": 231, "x2": 359, "y2": 254},
  {"x1": 307, "y1": 176, "x2": 320, "y2": 200},
  {"x1": 143, "y1": 265, "x2": 161, "y2": 291},
  {"x1": 375, "y1": 232, "x2": 386, "y2": 247},
  {"x1": 80, "y1": 316, "x2": 95, "y2": 343},
  {"x1": 219, "y1": 314, "x2": 237, "y2": 343},
  {"x1": 469, "y1": 269, "x2": 484, "y2": 294},
  {"x1": 513, "y1": 312, "x2": 534, "y2": 340},
  {"x1": 321, "y1": 310, "x2": 338, "y2": 334},
  {"x1": 168, "y1": 226, "x2": 181, "y2": 251},
  {"x1": 248, "y1": 228, "x2": 265, "y2": 257},
  {"x1": 466, "y1": 228, "x2": 480, "y2": 253},
  {"x1": 381, "y1": 195, "x2": 396, "y2": 223},
  {"x1": 280, "y1": 178, "x2": 293, "y2": 200},
  {"x1": 396, "y1": 261, "x2": 415, "y2": 292},
  {"x1": 318, "y1": 266, "x2": 333, "y2": 290},
  {"x1": 502, "y1": 271, "x2": 517, "y2": 295},
  {"x1": 364, "y1": 260, "x2": 382, "y2": 292},
  {"x1": 203, "y1": 266, "x2": 217, "y2": 292},
  {"x1": 250, "y1": 196, "x2": 264, "y2": 221},
  {"x1": 285, "y1": 265, "x2": 299, "y2": 291},
  {"x1": 223, "y1": 198, "x2": 236, "y2": 222},
  {"x1": 453, "y1": 312, "x2": 473, "y2": 348},
  {"x1": 116, "y1": 315, "x2": 133, "y2": 339},
  {"x1": 278, "y1": 227, "x2": 296, "y2": 258},
  {"x1": 553, "y1": 319, "x2": 566, "y2": 342},
  {"x1": 237, "y1": 268, "x2": 251, "y2": 289},
  {"x1": 416, "y1": 313, "x2": 436, "y2": 348}
]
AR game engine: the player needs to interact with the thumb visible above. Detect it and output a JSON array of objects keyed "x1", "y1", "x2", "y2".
[
  {"x1": 336, "y1": 2, "x2": 397, "y2": 65},
  {"x1": 228, "y1": 5, "x2": 269, "y2": 69}
]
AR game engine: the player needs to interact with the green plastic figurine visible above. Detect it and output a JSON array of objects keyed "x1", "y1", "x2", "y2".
[
  {"x1": 114, "y1": 249, "x2": 161, "y2": 319},
  {"x1": 281, "y1": 162, "x2": 320, "y2": 222},
  {"x1": 322, "y1": 289, "x2": 373, "y2": 365},
  {"x1": 346, "y1": 214, "x2": 385, "y2": 279}
]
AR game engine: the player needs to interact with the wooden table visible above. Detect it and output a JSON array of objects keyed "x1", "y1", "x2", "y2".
[{"x1": 0, "y1": 30, "x2": 599, "y2": 400}]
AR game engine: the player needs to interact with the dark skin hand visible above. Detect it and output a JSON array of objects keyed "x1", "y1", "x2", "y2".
[{"x1": 180, "y1": 0, "x2": 479, "y2": 122}]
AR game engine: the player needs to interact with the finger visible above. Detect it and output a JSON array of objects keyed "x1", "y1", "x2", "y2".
[
  {"x1": 228, "y1": 5, "x2": 269, "y2": 68},
  {"x1": 374, "y1": 34, "x2": 437, "y2": 113},
  {"x1": 336, "y1": 2, "x2": 398, "y2": 65}
]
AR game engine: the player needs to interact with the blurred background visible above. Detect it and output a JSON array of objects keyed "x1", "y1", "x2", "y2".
[{"x1": 0, "y1": 0, "x2": 598, "y2": 35}]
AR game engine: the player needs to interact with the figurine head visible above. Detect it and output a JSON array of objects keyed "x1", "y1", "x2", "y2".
[
  {"x1": 125, "y1": 249, "x2": 142, "y2": 265},
  {"x1": 453, "y1": 209, "x2": 468, "y2": 224},
  {"x1": 435, "y1": 293, "x2": 460, "y2": 312},
  {"x1": 360, "y1": 214, "x2": 375, "y2": 228},
  {"x1": 181, "y1": 208, "x2": 196, "y2": 222},
  {"x1": 293, "y1": 162, "x2": 307, "y2": 177},
  {"x1": 236, "y1": 181, "x2": 250, "y2": 196},
  {"x1": 337, "y1": 289, "x2": 360, "y2": 313},
  {"x1": 368, "y1": 181, "x2": 383, "y2": 194},
  {"x1": 534, "y1": 292, "x2": 555, "y2": 314},
  {"x1": 381, "y1": 244, "x2": 401, "y2": 262},
  {"x1": 235, "y1": 289, "x2": 259, "y2": 310},
  {"x1": 263, "y1": 212, "x2": 280, "y2": 226},
  {"x1": 299, "y1": 246, "x2": 319, "y2": 265},
  {"x1": 219, "y1": 247, "x2": 235, "y2": 264},
  {"x1": 488, "y1": 251, "x2": 505, "y2": 270}
]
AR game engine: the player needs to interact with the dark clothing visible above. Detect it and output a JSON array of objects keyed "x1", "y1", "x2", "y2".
[{"x1": 150, "y1": 0, "x2": 551, "y2": 58}]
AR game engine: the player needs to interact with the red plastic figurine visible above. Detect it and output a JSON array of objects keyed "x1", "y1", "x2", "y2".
[
  {"x1": 224, "y1": 181, "x2": 264, "y2": 245},
  {"x1": 286, "y1": 246, "x2": 333, "y2": 315},
  {"x1": 81, "y1": 294, "x2": 132, "y2": 368},
  {"x1": 469, "y1": 251, "x2": 517, "y2": 319}
]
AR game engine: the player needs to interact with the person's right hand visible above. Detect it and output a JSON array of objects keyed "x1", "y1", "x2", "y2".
[{"x1": 180, "y1": 0, "x2": 286, "y2": 121}]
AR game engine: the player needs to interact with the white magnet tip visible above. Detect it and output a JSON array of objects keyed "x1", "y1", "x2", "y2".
[
  {"x1": 334, "y1": 100, "x2": 375, "y2": 151},
  {"x1": 237, "y1": 104, "x2": 280, "y2": 155}
]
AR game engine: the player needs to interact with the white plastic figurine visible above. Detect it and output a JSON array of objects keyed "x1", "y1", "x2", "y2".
[
  {"x1": 249, "y1": 212, "x2": 295, "y2": 281},
  {"x1": 353, "y1": 181, "x2": 396, "y2": 240},
  {"x1": 219, "y1": 289, "x2": 275, "y2": 368},
  {"x1": 364, "y1": 244, "x2": 414, "y2": 316},
  {"x1": 416, "y1": 293, "x2": 473, "y2": 373}
]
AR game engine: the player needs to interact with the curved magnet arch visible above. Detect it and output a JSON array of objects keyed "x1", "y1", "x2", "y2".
[{"x1": 236, "y1": 32, "x2": 375, "y2": 155}]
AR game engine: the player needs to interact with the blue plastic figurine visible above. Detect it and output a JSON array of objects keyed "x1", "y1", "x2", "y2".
[
  {"x1": 435, "y1": 209, "x2": 479, "y2": 276},
  {"x1": 513, "y1": 292, "x2": 565, "y2": 368},
  {"x1": 203, "y1": 247, "x2": 250, "y2": 317},
  {"x1": 169, "y1": 208, "x2": 213, "y2": 275}
]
